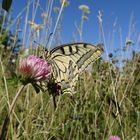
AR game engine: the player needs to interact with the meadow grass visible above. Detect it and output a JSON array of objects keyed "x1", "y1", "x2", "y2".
[{"x1": 0, "y1": 1, "x2": 140, "y2": 140}]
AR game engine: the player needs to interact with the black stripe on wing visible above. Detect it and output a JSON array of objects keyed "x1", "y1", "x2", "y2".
[
  {"x1": 51, "y1": 43, "x2": 103, "y2": 72},
  {"x1": 50, "y1": 42, "x2": 93, "y2": 55}
]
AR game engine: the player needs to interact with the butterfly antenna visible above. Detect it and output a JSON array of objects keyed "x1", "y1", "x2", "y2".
[
  {"x1": 33, "y1": 32, "x2": 53, "y2": 49},
  {"x1": 33, "y1": 41, "x2": 46, "y2": 56},
  {"x1": 46, "y1": 32, "x2": 53, "y2": 48},
  {"x1": 33, "y1": 40, "x2": 40, "y2": 45}
]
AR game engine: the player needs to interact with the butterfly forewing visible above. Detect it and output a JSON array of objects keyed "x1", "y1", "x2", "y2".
[
  {"x1": 47, "y1": 42, "x2": 103, "y2": 94},
  {"x1": 50, "y1": 53, "x2": 70, "y2": 83}
]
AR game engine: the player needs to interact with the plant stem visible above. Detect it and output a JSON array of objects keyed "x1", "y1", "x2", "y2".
[
  {"x1": 0, "y1": 85, "x2": 26, "y2": 140},
  {"x1": 9, "y1": 85, "x2": 26, "y2": 114}
]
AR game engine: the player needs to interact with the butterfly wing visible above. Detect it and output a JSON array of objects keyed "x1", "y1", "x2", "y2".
[{"x1": 49, "y1": 42, "x2": 103, "y2": 93}]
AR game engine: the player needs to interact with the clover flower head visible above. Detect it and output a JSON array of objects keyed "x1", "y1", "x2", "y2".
[{"x1": 19, "y1": 55, "x2": 51, "y2": 83}]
